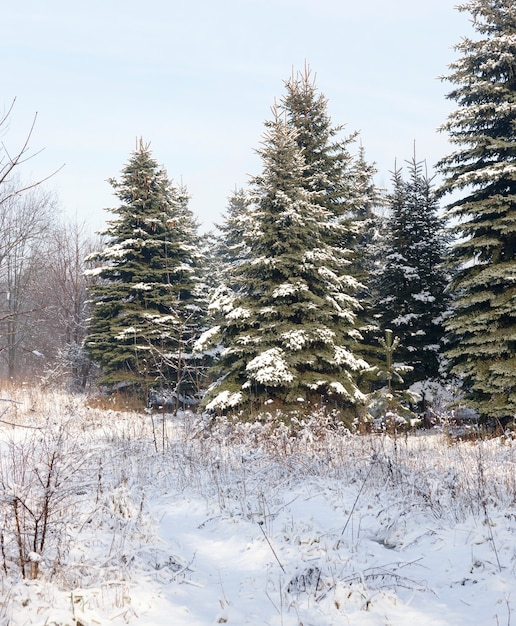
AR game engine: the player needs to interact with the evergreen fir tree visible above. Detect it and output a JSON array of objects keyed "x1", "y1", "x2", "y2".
[
  {"x1": 373, "y1": 157, "x2": 450, "y2": 386},
  {"x1": 201, "y1": 108, "x2": 368, "y2": 416},
  {"x1": 282, "y1": 66, "x2": 383, "y2": 397},
  {"x1": 84, "y1": 141, "x2": 206, "y2": 405},
  {"x1": 437, "y1": 0, "x2": 516, "y2": 423},
  {"x1": 367, "y1": 328, "x2": 420, "y2": 428}
]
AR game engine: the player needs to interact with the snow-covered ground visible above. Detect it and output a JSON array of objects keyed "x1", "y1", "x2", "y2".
[{"x1": 1, "y1": 390, "x2": 515, "y2": 625}]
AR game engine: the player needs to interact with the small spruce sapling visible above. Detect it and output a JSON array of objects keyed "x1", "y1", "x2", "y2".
[{"x1": 368, "y1": 329, "x2": 419, "y2": 430}]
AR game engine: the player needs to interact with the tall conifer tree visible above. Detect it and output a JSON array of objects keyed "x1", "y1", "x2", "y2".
[
  {"x1": 438, "y1": 0, "x2": 516, "y2": 422},
  {"x1": 202, "y1": 108, "x2": 367, "y2": 415},
  {"x1": 373, "y1": 158, "x2": 449, "y2": 386},
  {"x1": 282, "y1": 67, "x2": 382, "y2": 394},
  {"x1": 84, "y1": 141, "x2": 206, "y2": 402}
]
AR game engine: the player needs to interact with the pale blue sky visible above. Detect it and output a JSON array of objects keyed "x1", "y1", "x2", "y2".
[{"x1": 3, "y1": 1, "x2": 470, "y2": 233}]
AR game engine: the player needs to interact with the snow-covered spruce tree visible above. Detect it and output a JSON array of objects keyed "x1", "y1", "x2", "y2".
[
  {"x1": 373, "y1": 157, "x2": 450, "y2": 386},
  {"x1": 437, "y1": 0, "x2": 516, "y2": 423},
  {"x1": 201, "y1": 107, "x2": 368, "y2": 418},
  {"x1": 84, "y1": 141, "x2": 206, "y2": 405},
  {"x1": 282, "y1": 66, "x2": 383, "y2": 395}
]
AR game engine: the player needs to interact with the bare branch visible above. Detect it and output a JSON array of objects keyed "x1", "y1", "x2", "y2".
[
  {"x1": 0, "y1": 98, "x2": 16, "y2": 129},
  {"x1": 0, "y1": 164, "x2": 65, "y2": 207},
  {"x1": 0, "y1": 98, "x2": 64, "y2": 204}
]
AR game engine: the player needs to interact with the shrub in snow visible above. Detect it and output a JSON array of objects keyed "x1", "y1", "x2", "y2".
[
  {"x1": 103, "y1": 484, "x2": 138, "y2": 520},
  {"x1": 0, "y1": 412, "x2": 89, "y2": 579}
]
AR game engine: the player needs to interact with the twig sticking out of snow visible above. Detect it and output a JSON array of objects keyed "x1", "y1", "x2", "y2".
[
  {"x1": 258, "y1": 521, "x2": 285, "y2": 573},
  {"x1": 336, "y1": 456, "x2": 377, "y2": 550}
]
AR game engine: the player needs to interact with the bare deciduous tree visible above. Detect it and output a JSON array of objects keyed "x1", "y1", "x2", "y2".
[
  {"x1": 0, "y1": 184, "x2": 56, "y2": 379},
  {"x1": 37, "y1": 221, "x2": 98, "y2": 389}
]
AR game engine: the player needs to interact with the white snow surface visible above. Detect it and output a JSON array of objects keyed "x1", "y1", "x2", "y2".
[{"x1": 1, "y1": 391, "x2": 516, "y2": 625}]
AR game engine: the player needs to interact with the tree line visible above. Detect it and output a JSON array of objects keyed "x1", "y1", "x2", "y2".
[{"x1": 1, "y1": 0, "x2": 514, "y2": 426}]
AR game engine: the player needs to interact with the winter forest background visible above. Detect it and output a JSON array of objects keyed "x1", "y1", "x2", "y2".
[
  {"x1": 2, "y1": 1, "x2": 514, "y2": 429},
  {"x1": 0, "y1": 2, "x2": 515, "y2": 624}
]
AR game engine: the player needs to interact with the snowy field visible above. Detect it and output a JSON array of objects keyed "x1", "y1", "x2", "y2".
[{"x1": 1, "y1": 390, "x2": 515, "y2": 625}]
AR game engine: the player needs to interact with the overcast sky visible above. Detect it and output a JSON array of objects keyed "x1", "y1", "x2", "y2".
[{"x1": 3, "y1": 1, "x2": 471, "y2": 233}]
